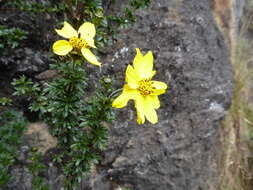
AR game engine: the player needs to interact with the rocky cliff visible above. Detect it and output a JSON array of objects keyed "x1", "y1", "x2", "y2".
[{"x1": 97, "y1": 0, "x2": 233, "y2": 189}]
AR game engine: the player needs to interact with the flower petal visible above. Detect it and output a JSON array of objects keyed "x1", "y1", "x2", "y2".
[
  {"x1": 151, "y1": 81, "x2": 168, "y2": 95},
  {"x1": 143, "y1": 96, "x2": 158, "y2": 124},
  {"x1": 142, "y1": 51, "x2": 154, "y2": 79},
  {"x1": 112, "y1": 85, "x2": 138, "y2": 108},
  {"x1": 83, "y1": 35, "x2": 96, "y2": 48},
  {"x1": 135, "y1": 95, "x2": 145, "y2": 124},
  {"x1": 149, "y1": 95, "x2": 160, "y2": 109},
  {"x1": 133, "y1": 48, "x2": 144, "y2": 70},
  {"x1": 152, "y1": 81, "x2": 167, "y2": 89},
  {"x1": 151, "y1": 89, "x2": 166, "y2": 96},
  {"x1": 81, "y1": 48, "x2": 101, "y2": 66},
  {"x1": 52, "y1": 40, "x2": 73, "y2": 56},
  {"x1": 137, "y1": 109, "x2": 145, "y2": 124},
  {"x1": 126, "y1": 65, "x2": 140, "y2": 89},
  {"x1": 133, "y1": 49, "x2": 155, "y2": 79},
  {"x1": 78, "y1": 22, "x2": 96, "y2": 39},
  {"x1": 148, "y1": 70, "x2": 157, "y2": 79},
  {"x1": 55, "y1": 21, "x2": 78, "y2": 39}
]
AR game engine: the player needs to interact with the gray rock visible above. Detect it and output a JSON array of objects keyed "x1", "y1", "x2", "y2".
[
  {"x1": 89, "y1": 0, "x2": 233, "y2": 189},
  {"x1": 15, "y1": 48, "x2": 50, "y2": 75},
  {"x1": 3, "y1": 167, "x2": 33, "y2": 190},
  {"x1": 17, "y1": 146, "x2": 29, "y2": 163}
]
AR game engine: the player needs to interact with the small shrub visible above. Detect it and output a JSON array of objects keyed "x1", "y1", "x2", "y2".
[{"x1": 12, "y1": 60, "x2": 114, "y2": 189}]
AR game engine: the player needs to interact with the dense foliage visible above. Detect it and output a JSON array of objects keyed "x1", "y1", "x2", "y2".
[
  {"x1": 0, "y1": 25, "x2": 27, "y2": 56},
  {"x1": 12, "y1": 59, "x2": 114, "y2": 189},
  {"x1": 0, "y1": 110, "x2": 27, "y2": 187}
]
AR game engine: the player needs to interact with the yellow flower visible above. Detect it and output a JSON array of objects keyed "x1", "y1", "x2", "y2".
[
  {"x1": 52, "y1": 21, "x2": 101, "y2": 66},
  {"x1": 112, "y1": 48, "x2": 168, "y2": 124}
]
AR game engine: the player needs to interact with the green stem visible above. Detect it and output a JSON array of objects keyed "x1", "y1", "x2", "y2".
[{"x1": 109, "y1": 88, "x2": 123, "y2": 98}]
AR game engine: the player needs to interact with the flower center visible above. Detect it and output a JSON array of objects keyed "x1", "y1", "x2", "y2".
[
  {"x1": 137, "y1": 79, "x2": 153, "y2": 96},
  {"x1": 69, "y1": 36, "x2": 88, "y2": 49}
]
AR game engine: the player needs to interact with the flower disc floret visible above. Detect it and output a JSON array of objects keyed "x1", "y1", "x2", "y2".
[
  {"x1": 138, "y1": 79, "x2": 154, "y2": 96},
  {"x1": 69, "y1": 37, "x2": 88, "y2": 49}
]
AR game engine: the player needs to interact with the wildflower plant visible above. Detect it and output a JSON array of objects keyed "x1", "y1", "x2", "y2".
[
  {"x1": 12, "y1": 20, "x2": 114, "y2": 189},
  {"x1": 9, "y1": 0, "x2": 168, "y2": 189},
  {"x1": 12, "y1": 29, "x2": 167, "y2": 190}
]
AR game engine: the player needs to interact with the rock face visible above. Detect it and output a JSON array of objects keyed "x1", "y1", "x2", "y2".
[
  {"x1": 0, "y1": 0, "x2": 234, "y2": 190},
  {"x1": 95, "y1": 0, "x2": 233, "y2": 189},
  {"x1": 24, "y1": 123, "x2": 58, "y2": 154}
]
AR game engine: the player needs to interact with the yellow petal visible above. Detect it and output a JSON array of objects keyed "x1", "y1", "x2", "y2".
[
  {"x1": 135, "y1": 95, "x2": 145, "y2": 124},
  {"x1": 126, "y1": 65, "x2": 140, "y2": 89},
  {"x1": 151, "y1": 89, "x2": 166, "y2": 96},
  {"x1": 81, "y1": 48, "x2": 101, "y2": 66},
  {"x1": 151, "y1": 81, "x2": 168, "y2": 95},
  {"x1": 55, "y1": 21, "x2": 78, "y2": 39},
  {"x1": 112, "y1": 85, "x2": 138, "y2": 108},
  {"x1": 133, "y1": 48, "x2": 145, "y2": 78},
  {"x1": 152, "y1": 81, "x2": 167, "y2": 89},
  {"x1": 78, "y1": 22, "x2": 96, "y2": 39},
  {"x1": 143, "y1": 96, "x2": 158, "y2": 124},
  {"x1": 137, "y1": 110, "x2": 145, "y2": 124},
  {"x1": 142, "y1": 51, "x2": 154, "y2": 79},
  {"x1": 133, "y1": 49, "x2": 155, "y2": 79},
  {"x1": 52, "y1": 40, "x2": 73, "y2": 56},
  {"x1": 150, "y1": 70, "x2": 157, "y2": 78},
  {"x1": 149, "y1": 95, "x2": 160, "y2": 109},
  {"x1": 83, "y1": 35, "x2": 96, "y2": 48},
  {"x1": 133, "y1": 48, "x2": 143, "y2": 69}
]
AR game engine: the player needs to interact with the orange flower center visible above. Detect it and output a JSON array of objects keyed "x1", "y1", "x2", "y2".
[
  {"x1": 138, "y1": 79, "x2": 154, "y2": 96},
  {"x1": 69, "y1": 36, "x2": 88, "y2": 49}
]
